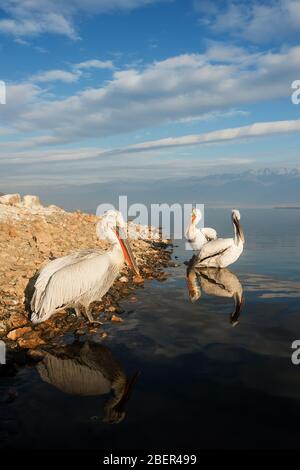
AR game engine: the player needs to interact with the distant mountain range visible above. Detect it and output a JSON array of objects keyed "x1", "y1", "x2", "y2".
[
  {"x1": 112, "y1": 167, "x2": 300, "y2": 207},
  {"x1": 177, "y1": 168, "x2": 300, "y2": 206},
  {"x1": 2, "y1": 168, "x2": 300, "y2": 211}
]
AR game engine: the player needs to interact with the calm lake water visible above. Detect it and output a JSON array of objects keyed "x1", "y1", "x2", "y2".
[{"x1": 1, "y1": 208, "x2": 300, "y2": 450}]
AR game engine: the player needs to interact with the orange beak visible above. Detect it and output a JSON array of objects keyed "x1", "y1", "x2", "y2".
[
  {"x1": 191, "y1": 213, "x2": 196, "y2": 224},
  {"x1": 115, "y1": 226, "x2": 140, "y2": 276}
]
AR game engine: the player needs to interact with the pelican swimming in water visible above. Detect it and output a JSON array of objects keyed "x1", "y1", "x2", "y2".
[
  {"x1": 185, "y1": 208, "x2": 217, "y2": 251},
  {"x1": 37, "y1": 341, "x2": 138, "y2": 424},
  {"x1": 186, "y1": 265, "x2": 244, "y2": 326},
  {"x1": 193, "y1": 210, "x2": 245, "y2": 268},
  {"x1": 30, "y1": 211, "x2": 140, "y2": 324}
]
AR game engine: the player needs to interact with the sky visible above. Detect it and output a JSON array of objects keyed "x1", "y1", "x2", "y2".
[{"x1": 0, "y1": 0, "x2": 300, "y2": 206}]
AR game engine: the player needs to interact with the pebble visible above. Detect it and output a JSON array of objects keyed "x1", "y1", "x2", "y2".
[
  {"x1": 111, "y1": 315, "x2": 124, "y2": 323},
  {"x1": 7, "y1": 327, "x2": 32, "y2": 341}
]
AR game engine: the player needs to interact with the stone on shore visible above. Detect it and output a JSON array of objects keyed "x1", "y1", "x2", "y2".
[
  {"x1": 7, "y1": 326, "x2": 32, "y2": 341},
  {"x1": 17, "y1": 330, "x2": 45, "y2": 349},
  {"x1": 0, "y1": 194, "x2": 21, "y2": 205},
  {"x1": 23, "y1": 195, "x2": 42, "y2": 208}
]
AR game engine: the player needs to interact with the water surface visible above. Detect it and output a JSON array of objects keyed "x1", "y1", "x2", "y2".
[{"x1": 1, "y1": 209, "x2": 300, "y2": 450}]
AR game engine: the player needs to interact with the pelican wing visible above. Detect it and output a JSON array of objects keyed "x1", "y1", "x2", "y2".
[
  {"x1": 37, "y1": 352, "x2": 111, "y2": 396},
  {"x1": 215, "y1": 269, "x2": 243, "y2": 295},
  {"x1": 31, "y1": 250, "x2": 117, "y2": 323},
  {"x1": 197, "y1": 237, "x2": 233, "y2": 264},
  {"x1": 31, "y1": 249, "x2": 104, "y2": 313},
  {"x1": 198, "y1": 270, "x2": 229, "y2": 297},
  {"x1": 79, "y1": 342, "x2": 124, "y2": 383},
  {"x1": 201, "y1": 227, "x2": 217, "y2": 241},
  {"x1": 198, "y1": 268, "x2": 241, "y2": 298}
]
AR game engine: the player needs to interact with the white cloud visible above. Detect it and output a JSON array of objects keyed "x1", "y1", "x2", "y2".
[
  {"x1": 0, "y1": 0, "x2": 162, "y2": 39},
  {"x1": 75, "y1": 59, "x2": 114, "y2": 70},
  {"x1": 0, "y1": 127, "x2": 14, "y2": 136},
  {"x1": 1, "y1": 44, "x2": 299, "y2": 144},
  {"x1": 28, "y1": 59, "x2": 114, "y2": 84},
  {"x1": 0, "y1": 11, "x2": 78, "y2": 40},
  {"x1": 0, "y1": 82, "x2": 41, "y2": 126},
  {"x1": 126, "y1": 119, "x2": 300, "y2": 151},
  {"x1": 1, "y1": 119, "x2": 300, "y2": 165},
  {"x1": 32, "y1": 69, "x2": 80, "y2": 83},
  {"x1": 196, "y1": 0, "x2": 300, "y2": 44}
]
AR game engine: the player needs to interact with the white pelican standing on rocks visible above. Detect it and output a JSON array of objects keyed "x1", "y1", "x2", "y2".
[
  {"x1": 185, "y1": 208, "x2": 217, "y2": 251},
  {"x1": 192, "y1": 210, "x2": 245, "y2": 269},
  {"x1": 30, "y1": 211, "x2": 141, "y2": 325}
]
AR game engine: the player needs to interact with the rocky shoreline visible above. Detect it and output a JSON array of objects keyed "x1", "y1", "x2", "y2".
[{"x1": 0, "y1": 194, "x2": 173, "y2": 351}]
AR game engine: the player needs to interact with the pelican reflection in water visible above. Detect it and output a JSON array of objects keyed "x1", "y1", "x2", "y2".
[
  {"x1": 36, "y1": 341, "x2": 139, "y2": 424},
  {"x1": 186, "y1": 265, "x2": 244, "y2": 326}
]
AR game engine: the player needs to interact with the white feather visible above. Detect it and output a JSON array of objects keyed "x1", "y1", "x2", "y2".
[
  {"x1": 194, "y1": 210, "x2": 244, "y2": 268},
  {"x1": 185, "y1": 209, "x2": 217, "y2": 251},
  {"x1": 31, "y1": 212, "x2": 128, "y2": 324},
  {"x1": 201, "y1": 227, "x2": 217, "y2": 241}
]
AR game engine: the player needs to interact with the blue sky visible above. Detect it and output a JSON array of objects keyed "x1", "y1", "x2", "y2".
[{"x1": 0, "y1": 0, "x2": 300, "y2": 195}]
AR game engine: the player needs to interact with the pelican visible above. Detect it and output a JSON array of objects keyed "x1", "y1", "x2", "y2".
[
  {"x1": 193, "y1": 210, "x2": 245, "y2": 268},
  {"x1": 186, "y1": 265, "x2": 244, "y2": 326},
  {"x1": 30, "y1": 211, "x2": 140, "y2": 324},
  {"x1": 185, "y1": 208, "x2": 217, "y2": 251},
  {"x1": 37, "y1": 341, "x2": 138, "y2": 424}
]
